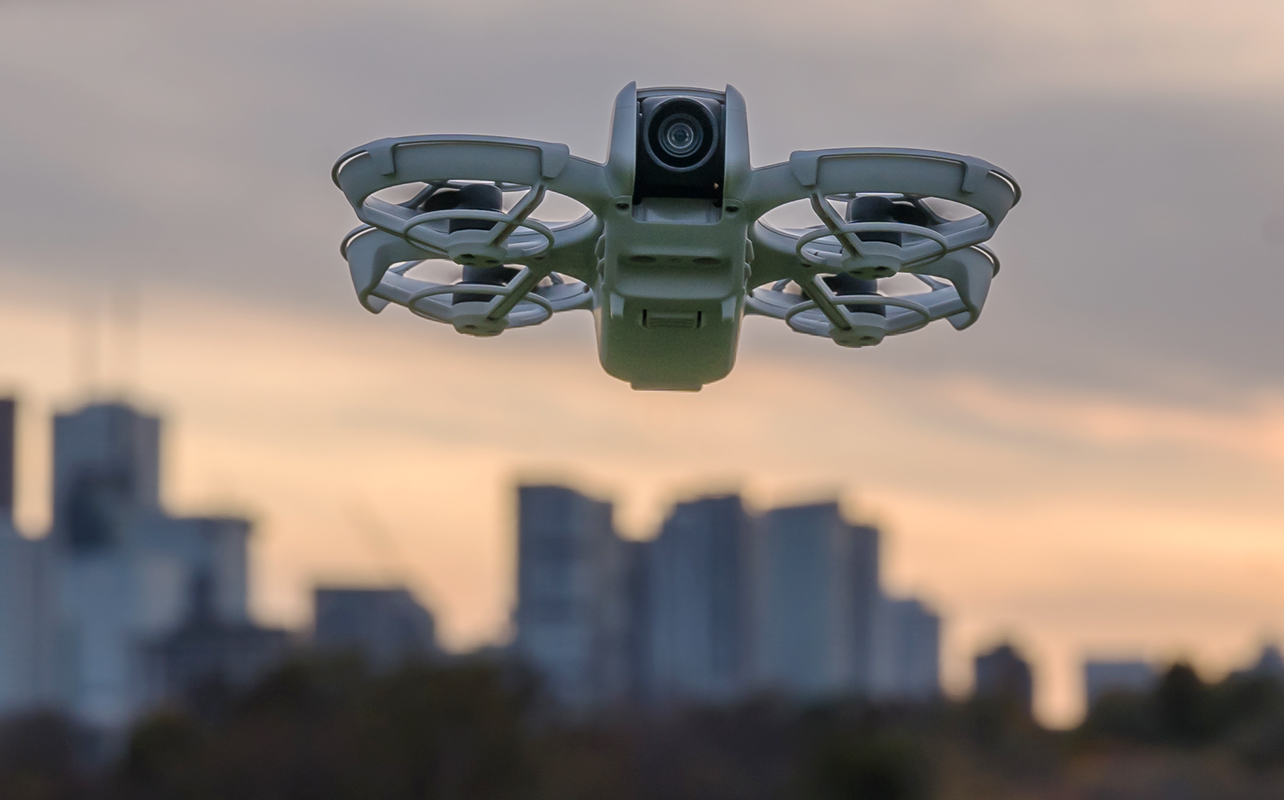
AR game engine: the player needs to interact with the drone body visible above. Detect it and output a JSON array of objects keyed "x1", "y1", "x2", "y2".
[{"x1": 333, "y1": 84, "x2": 1020, "y2": 390}]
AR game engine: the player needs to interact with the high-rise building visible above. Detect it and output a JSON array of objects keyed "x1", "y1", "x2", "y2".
[
  {"x1": 145, "y1": 573, "x2": 292, "y2": 708},
  {"x1": 52, "y1": 401, "x2": 253, "y2": 730},
  {"x1": 0, "y1": 523, "x2": 58, "y2": 715},
  {"x1": 0, "y1": 521, "x2": 36, "y2": 714},
  {"x1": 0, "y1": 398, "x2": 15, "y2": 516},
  {"x1": 513, "y1": 485, "x2": 629, "y2": 711},
  {"x1": 974, "y1": 642, "x2": 1034, "y2": 717},
  {"x1": 313, "y1": 587, "x2": 438, "y2": 670},
  {"x1": 0, "y1": 398, "x2": 58, "y2": 716},
  {"x1": 0, "y1": 397, "x2": 30, "y2": 714},
  {"x1": 1083, "y1": 660, "x2": 1157, "y2": 708},
  {"x1": 644, "y1": 494, "x2": 752, "y2": 705},
  {"x1": 621, "y1": 539, "x2": 651, "y2": 702},
  {"x1": 870, "y1": 596, "x2": 941, "y2": 702},
  {"x1": 848, "y1": 523, "x2": 880, "y2": 693},
  {"x1": 144, "y1": 516, "x2": 252, "y2": 625},
  {"x1": 750, "y1": 502, "x2": 876, "y2": 698},
  {"x1": 53, "y1": 403, "x2": 161, "y2": 548}
]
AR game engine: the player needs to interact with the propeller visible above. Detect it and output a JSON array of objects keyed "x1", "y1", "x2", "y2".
[
  {"x1": 843, "y1": 194, "x2": 944, "y2": 245},
  {"x1": 401, "y1": 182, "x2": 523, "y2": 305},
  {"x1": 816, "y1": 194, "x2": 928, "y2": 317},
  {"x1": 747, "y1": 192, "x2": 976, "y2": 346}
]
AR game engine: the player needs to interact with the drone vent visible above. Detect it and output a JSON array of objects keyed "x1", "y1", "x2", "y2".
[{"x1": 642, "y1": 310, "x2": 702, "y2": 330}]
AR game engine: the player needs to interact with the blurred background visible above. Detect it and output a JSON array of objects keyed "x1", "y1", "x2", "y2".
[{"x1": 1, "y1": 0, "x2": 1284, "y2": 796}]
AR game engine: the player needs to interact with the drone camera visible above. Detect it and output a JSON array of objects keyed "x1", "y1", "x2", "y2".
[{"x1": 634, "y1": 92, "x2": 725, "y2": 202}]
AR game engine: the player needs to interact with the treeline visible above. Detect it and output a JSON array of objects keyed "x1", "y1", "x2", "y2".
[
  {"x1": 1081, "y1": 662, "x2": 1284, "y2": 763},
  {"x1": 3, "y1": 659, "x2": 1284, "y2": 800}
]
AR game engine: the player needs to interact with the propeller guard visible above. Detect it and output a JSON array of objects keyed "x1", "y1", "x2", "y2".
[
  {"x1": 340, "y1": 225, "x2": 592, "y2": 336},
  {"x1": 795, "y1": 221, "x2": 950, "y2": 278},
  {"x1": 746, "y1": 245, "x2": 1002, "y2": 346},
  {"x1": 398, "y1": 209, "x2": 556, "y2": 266}
]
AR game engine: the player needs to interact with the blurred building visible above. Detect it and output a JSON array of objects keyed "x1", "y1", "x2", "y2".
[
  {"x1": 643, "y1": 494, "x2": 752, "y2": 705},
  {"x1": 0, "y1": 398, "x2": 14, "y2": 513},
  {"x1": 313, "y1": 586, "x2": 438, "y2": 670},
  {"x1": 870, "y1": 596, "x2": 941, "y2": 702},
  {"x1": 0, "y1": 397, "x2": 35, "y2": 714},
  {"x1": 53, "y1": 402, "x2": 162, "y2": 533},
  {"x1": 508, "y1": 487, "x2": 925, "y2": 709},
  {"x1": 0, "y1": 398, "x2": 51, "y2": 713},
  {"x1": 0, "y1": 521, "x2": 40, "y2": 714},
  {"x1": 848, "y1": 523, "x2": 880, "y2": 692},
  {"x1": 145, "y1": 573, "x2": 292, "y2": 706},
  {"x1": 621, "y1": 538, "x2": 651, "y2": 702},
  {"x1": 974, "y1": 642, "x2": 1034, "y2": 716},
  {"x1": 0, "y1": 398, "x2": 59, "y2": 715},
  {"x1": 1083, "y1": 660, "x2": 1157, "y2": 708},
  {"x1": 750, "y1": 502, "x2": 879, "y2": 698},
  {"x1": 51, "y1": 401, "x2": 257, "y2": 730},
  {"x1": 512, "y1": 485, "x2": 630, "y2": 711},
  {"x1": 0, "y1": 529, "x2": 57, "y2": 717}
]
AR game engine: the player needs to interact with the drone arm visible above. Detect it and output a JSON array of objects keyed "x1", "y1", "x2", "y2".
[
  {"x1": 509, "y1": 212, "x2": 602, "y2": 284},
  {"x1": 741, "y1": 161, "x2": 810, "y2": 220},
  {"x1": 745, "y1": 220, "x2": 812, "y2": 287}
]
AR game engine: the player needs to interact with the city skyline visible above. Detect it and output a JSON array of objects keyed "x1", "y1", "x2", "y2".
[
  {"x1": 512, "y1": 485, "x2": 941, "y2": 710},
  {"x1": 2, "y1": 390, "x2": 1279, "y2": 729}
]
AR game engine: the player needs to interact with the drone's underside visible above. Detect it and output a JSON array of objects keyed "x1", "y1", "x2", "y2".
[{"x1": 333, "y1": 84, "x2": 1020, "y2": 390}]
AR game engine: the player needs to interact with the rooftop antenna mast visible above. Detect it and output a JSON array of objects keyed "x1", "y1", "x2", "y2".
[
  {"x1": 72, "y1": 295, "x2": 100, "y2": 400},
  {"x1": 346, "y1": 502, "x2": 411, "y2": 585},
  {"x1": 110, "y1": 283, "x2": 141, "y2": 398}
]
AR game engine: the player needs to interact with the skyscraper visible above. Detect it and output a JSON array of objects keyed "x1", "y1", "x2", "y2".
[
  {"x1": 146, "y1": 516, "x2": 252, "y2": 625},
  {"x1": 621, "y1": 538, "x2": 651, "y2": 702},
  {"x1": 871, "y1": 596, "x2": 941, "y2": 702},
  {"x1": 53, "y1": 401, "x2": 253, "y2": 729},
  {"x1": 53, "y1": 402, "x2": 161, "y2": 549},
  {"x1": 0, "y1": 398, "x2": 15, "y2": 516},
  {"x1": 513, "y1": 484, "x2": 629, "y2": 711},
  {"x1": 0, "y1": 397, "x2": 30, "y2": 713},
  {"x1": 144, "y1": 572, "x2": 292, "y2": 708},
  {"x1": 848, "y1": 523, "x2": 880, "y2": 693},
  {"x1": 0, "y1": 398, "x2": 57, "y2": 715},
  {"x1": 644, "y1": 494, "x2": 752, "y2": 705},
  {"x1": 750, "y1": 502, "x2": 875, "y2": 698},
  {"x1": 0, "y1": 523, "x2": 53, "y2": 715}
]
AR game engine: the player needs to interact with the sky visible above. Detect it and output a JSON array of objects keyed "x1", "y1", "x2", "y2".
[{"x1": 1, "y1": 0, "x2": 1283, "y2": 725}]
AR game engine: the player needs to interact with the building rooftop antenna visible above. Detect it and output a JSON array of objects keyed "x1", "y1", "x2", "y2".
[
  {"x1": 110, "y1": 283, "x2": 141, "y2": 398},
  {"x1": 72, "y1": 295, "x2": 100, "y2": 400},
  {"x1": 345, "y1": 502, "x2": 411, "y2": 586}
]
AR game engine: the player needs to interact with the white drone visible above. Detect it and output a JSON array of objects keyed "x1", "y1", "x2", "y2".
[{"x1": 333, "y1": 84, "x2": 1020, "y2": 391}]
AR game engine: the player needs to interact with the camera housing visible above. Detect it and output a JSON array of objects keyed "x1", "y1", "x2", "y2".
[{"x1": 633, "y1": 91, "x2": 725, "y2": 202}]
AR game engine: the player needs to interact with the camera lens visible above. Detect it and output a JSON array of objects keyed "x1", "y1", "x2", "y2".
[
  {"x1": 643, "y1": 98, "x2": 718, "y2": 172},
  {"x1": 659, "y1": 115, "x2": 702, "y2": 159}
]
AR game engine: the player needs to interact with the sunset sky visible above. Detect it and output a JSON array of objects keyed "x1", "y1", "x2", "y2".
[{"x1": 2, "y1": 0, "x2": 1283, "y2": 726}]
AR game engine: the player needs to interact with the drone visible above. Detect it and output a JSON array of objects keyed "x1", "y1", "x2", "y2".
[{"x1": 333, "y1": 84, "x2": 1020, "y2": 391}]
